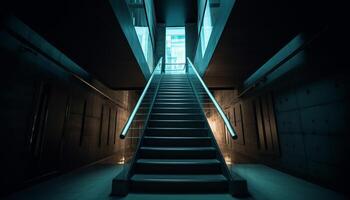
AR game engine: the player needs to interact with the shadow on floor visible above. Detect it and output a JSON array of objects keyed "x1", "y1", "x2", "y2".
[
  {"x1": 5, "y1": 161, "x2": 347, "y2": 200},
  {"x1": 5, "y1": 163, "x2": 251, "y2": 200},
  {"x1": 233, "y1": 164, "x2": 347, "y2": 200}
]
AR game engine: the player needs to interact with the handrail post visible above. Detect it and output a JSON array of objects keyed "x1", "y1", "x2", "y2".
[
  {"x1": 186, "y1": 57, "x2": 237, "y2": 139},
  {"x1": 161, "y1": 60, "x2": 165, "y2": 74}
]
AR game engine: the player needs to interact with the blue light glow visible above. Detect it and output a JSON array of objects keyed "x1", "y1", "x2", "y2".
[
  {"x1": 165, "y1": 27, "x2": 186, "y2": 74},
  {"x1": 200, "y1": 1, "x2": 213, "y2": 57}
]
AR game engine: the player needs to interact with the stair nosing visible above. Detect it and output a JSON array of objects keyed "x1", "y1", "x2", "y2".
[
  {"x1": 136, "y1": 159, "x2": 220, "y2": 165},
  {"x1": 146, "y1": 127, "x2": 208, "y2": 130},
  {"x1": 152, "y1": 107, "x2": 201, "y2": 109},
  {"x1": 151, "y1": 113, "x2": 203, "y2": 115},
  {"x1": 143, "y1": 136, "x2": 211, "y2": 139},
  {"x1": 140, "y1": 147, "x2": 216, "y2": 151},
  {"x1": 131, "y1": 174, "x2": 227, "y2": 182},
  {"x1": 148, "y1": 119, "x2": 205, "y2": 122}
]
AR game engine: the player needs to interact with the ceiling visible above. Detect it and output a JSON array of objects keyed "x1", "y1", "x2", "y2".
[
  {"x1": 204, "y1": 0, "x2": 327, "y2": 89},
  {"x1": 154, "y1": 0, "x2": 197, "y2": 26},
  {"x1": 4, "y1": 0, "x2": 330, "y2": 90},
  {"x1": 7, "y1": 0, "x2": 146, "y2": 89},
  {"x1": 4, "y1": 0, "x2": 198, "y2": 89}
]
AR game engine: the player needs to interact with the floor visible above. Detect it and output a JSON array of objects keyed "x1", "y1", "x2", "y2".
[
  {"x1": 5, "y1": 161, "x2": 346, "y2": 200},
  {"x1": 5, "y1": 163, "x2": 251, "y2": 200},
  {"x1": 233, "y1": 164, "x2": 347, "y2": 200}
]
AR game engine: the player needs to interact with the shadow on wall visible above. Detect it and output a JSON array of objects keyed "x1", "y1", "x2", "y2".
[
  {"x1": 0, "y1": 17, "x2": 139, "y2": 195},
  {"x1": 210, "y1": 27, "x2": 350, "y2": 196}
]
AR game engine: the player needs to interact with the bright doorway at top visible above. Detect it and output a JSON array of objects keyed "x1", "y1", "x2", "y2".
[{"x1": 165, "y1": 27, "x2": 186, "y2": 74}]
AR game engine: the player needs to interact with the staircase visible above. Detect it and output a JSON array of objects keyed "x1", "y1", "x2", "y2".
[
  {"x1": 112, "y1": 74, "x2": 247, "y2": 196},
  {"x1": 113, "y1": 74, "x2": 246, "y2": 195}
]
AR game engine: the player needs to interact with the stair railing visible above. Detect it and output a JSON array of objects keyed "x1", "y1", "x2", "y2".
[
  {"x1": 187, "y1": 57, "x2": 238, "y2": 176},
  {"x1": 119, "y1": 57, "x2": 163, "y2": 140},
  {"x1": 113, "y1": 58, "x2": 163, "y2": 190},
  {"x1": 186, "y1": 58, "x2": 237, "y2": 139}
]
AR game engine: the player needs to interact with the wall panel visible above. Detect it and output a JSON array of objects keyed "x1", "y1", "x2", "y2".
[{"x1": 0, "y1": 27, "x2": 137, "y2": 195}]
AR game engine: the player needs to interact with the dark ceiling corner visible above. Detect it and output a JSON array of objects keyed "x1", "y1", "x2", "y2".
[
  {"x1": 204, "y1": 0, "x2": 327, "y2": 89},
  {"x1": 9, "y1": 0, "x2": 146, "y2": 89},
  {"x1": 154, "y1": 0, "x2": 197, "y2": 26}
]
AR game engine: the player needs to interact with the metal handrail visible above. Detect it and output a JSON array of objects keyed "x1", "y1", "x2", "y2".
[
  {"x1": 164, "y1": 63, "x2": 187, "y2": 73},
  {"x1": 164, "y1": 63, "x2": 186, "y2": 65},
  {"x1": 187, "y1": 73, "x2": 234, "y2": 182},
  {"x1": 186, "y1": 58, "x2": 237, "y2": 139},
  {"x1": 119, "y1": 57, "x2": 163, "y2": 139}
]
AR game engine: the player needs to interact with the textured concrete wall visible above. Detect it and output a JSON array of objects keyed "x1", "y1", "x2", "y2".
[
  {"x1": 214, "y1": 77, "x2": 350, "y2": 194},
  {"x1": 273, "y1": 75, "x2": 349, "y2": 189},
  {"x1": 155, "y1": 23, "x2": 165, "y2": 64},
  {"x1": 186, "y1": 23, "x2": 198, "y2": 62},
  {"x1": 211, "y1": 29, "x2": 350, "y2": 194}
]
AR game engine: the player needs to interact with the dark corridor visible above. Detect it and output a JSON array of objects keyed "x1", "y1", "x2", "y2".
[{"x1": 0, "y1": 0, "x2": 349, "y2": 199}]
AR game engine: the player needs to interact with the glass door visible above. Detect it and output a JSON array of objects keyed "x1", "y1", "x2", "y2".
[{"x1": 165, "y1": 27, "x2": 186, "y2": 74}]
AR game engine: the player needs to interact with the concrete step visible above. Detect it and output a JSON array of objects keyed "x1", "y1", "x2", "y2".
[
  {"x1": 148, "y1": 120, "x2": 206, "y2": 128},
  {"x1": 142, "y1": 136, "x2": 212, "y2": 147},
  {"x1": 130, "y1": 174, "x2": 228, "y2": 193},
  {"x1": 145, "y1": 127, "x2": 209, "y2": 137},
  {"x1": 134, "y1": 159, "x2": 222, "y2": 174},
  {"x1": 150, "y1": 113, "x2": 204, "y2": 120},
  {"x1": 139, "y1": 147, "x2": 217, "y2": 159}
]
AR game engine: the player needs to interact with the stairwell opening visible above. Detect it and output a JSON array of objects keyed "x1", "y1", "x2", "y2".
[{"x1": 165, "y1": 27, "x2": 186, "y2": 74}]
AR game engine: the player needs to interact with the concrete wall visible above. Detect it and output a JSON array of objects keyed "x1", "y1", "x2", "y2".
[
  {"x1": 0, "y1": 20, "x2": 138, "y2": 195},
  {"x1": 155, "y1": 23, "x2": 165, "y2": 64},
  {"x1": 145, "y1": 0, "x2": 157, "y2": 47},
  {"x1": 186, "y1": 23, "x2": 198, "y2": 62},
  {"x1": 211, "y1": 28, "x2": 350, "y2": 194}
]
